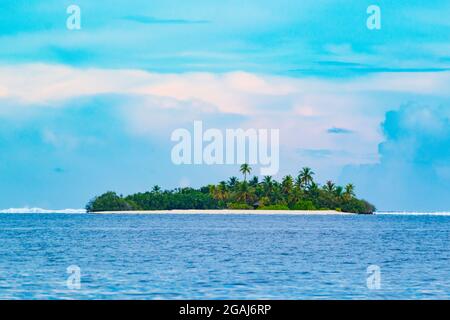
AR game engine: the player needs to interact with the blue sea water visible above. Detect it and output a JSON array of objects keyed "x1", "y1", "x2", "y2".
[{"x1": 0, "y1": 213, "x2": 449, "y2": 300}]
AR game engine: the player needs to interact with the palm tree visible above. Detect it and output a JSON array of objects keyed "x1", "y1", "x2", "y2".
[
  {"x1": 209, "y1": 184, "x2": 217, "y2": 198},
  {"x1": 219, "y1": 180, "x2": 227, "y2": 191},
  {"x1": 295, "y1": 175, "x2": 302, "y2": 189},
  {"x1": 298, "y1": 167, "x2": 315, "y2": 189},
  {"x1": 308, "y1": 182, "x2": 319, "y2": 195},
  {"x1": 236, "y1": 181, "x2": 255, "y2": 204},
  {"x1": 281, "y1": 175, "x2": 294, "y2": 195},
  {"x1": 323, "y1": 180, "x2": 336, "y2": 193},
  {"x1": 227, "y1": 176, "x2": 239, "y2": 189},
  {"x1": 271, "y1": 182, "x2": 284, "y2": 204},
  {"x1": 239, "y1": 163, "x2": 252, "y2": 182},
  {"x1": 262, "y1": 176, "x2": 274, "y2": 196},
  {"x1": 335, "y1": 186, "x2": 343, "y2": 197},
  {"x1": 152, "y1": 185, "x2": 161, "y2": 193},
  {"x1": 249, "y1": 176, "x2": 259, "y2": 187},
  {"x1": 263, "y1": 176, "x2": 273, "y2": 183},
  {"x1": 344, "y1": 183, "x2": 355, "y2": 199},
  {"x1": 217, "y1": 182, "x2": 228, "y2": 201},
  {"x1": 210, "y1": 183, "x2": 228, "y2": 202}
]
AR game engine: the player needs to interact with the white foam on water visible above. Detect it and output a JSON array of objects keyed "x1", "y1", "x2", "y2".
[
  {"x1": 376, "y1": 211, "x2": 450, "y2": 216},
  {"x1": 0, "y1": 208, "x2": 86, "y2": 214}
]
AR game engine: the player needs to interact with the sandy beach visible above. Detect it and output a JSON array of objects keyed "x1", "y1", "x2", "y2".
[{"x1": 93, "y1": 209, "x2": 354, "y2": 215}]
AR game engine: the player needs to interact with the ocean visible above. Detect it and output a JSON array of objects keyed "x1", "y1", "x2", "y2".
[{"x1": 0, "y1": 212, "x2": 449, "y2": 299}]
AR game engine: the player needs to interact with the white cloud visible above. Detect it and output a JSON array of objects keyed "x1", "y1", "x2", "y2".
[
  {"x1": 1, "y1": 63, "x2": 450, "y2": 173},
  {"x1": 0, "y1": 64, "x2": 151, "y2": 104}
]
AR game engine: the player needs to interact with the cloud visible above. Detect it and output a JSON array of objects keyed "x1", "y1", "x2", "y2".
[
  {"x1": 327, "y1": 127, "x2": 354, "y2": 134},
  {"x1": 2, "y1": 1, "x2": 450, "y2": 74},
  {"x1": 42, "y1": 128, "x2": 80, "y2": 150},
  {"x1": 0, "y1": 65, "x2": 383, "y2": 167},
  {"x1": 341, "y1": 103, "x2": 450, "y2": 211},
  {"x1": 298, "y1": 149, "x2": 332, "y2": 158},
  {"x1": 122, "y1": 15, "x2": 209, "y2": 25},
  {"x1": 297, "y1": 148, "x2": 352, "y2": 159},
  {"x1": 2, "y1": 64, "x2": 450, "y2": 168},
  {"x1": 2, "y1": 64, "x2": 450, "y2": 107}
]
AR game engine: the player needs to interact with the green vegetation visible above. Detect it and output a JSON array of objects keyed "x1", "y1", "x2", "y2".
[{"x1": 86, "y1": 165, "x2": 376, "y2": 214}]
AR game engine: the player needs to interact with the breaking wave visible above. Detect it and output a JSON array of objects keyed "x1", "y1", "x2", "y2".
[
  {"x1": 0, "y1": 208, "x2": 86, "y2": 214},
  {"x1": 376, "y1": 211, "x2": 450, "y2": 216}
]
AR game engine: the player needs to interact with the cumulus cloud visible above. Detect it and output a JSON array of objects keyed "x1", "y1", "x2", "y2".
[
  {"x1": 2, "y1": 65, "x2": 450, "y2": 172},
  {"x1": 2, "y1": 64, "x2": 450, "y2": 108},
  {"x1": 341, "y1": 103, "x2": 450, "y2": 211},
  {"x1": 0, "y1": 64, "x2": 388, "y2": 163}
]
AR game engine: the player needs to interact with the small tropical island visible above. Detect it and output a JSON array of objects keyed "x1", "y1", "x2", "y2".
[{"x1": 86, "y1": 166, "x2": 375, "y2": 214}]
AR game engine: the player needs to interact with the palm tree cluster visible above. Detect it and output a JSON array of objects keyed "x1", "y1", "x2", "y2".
[
  {"x1": 86, "y1": 164, "x2": 375, "y2": 214},
  {"x1": 208, "y1": 165, "x2": 373, "y2": 213}
]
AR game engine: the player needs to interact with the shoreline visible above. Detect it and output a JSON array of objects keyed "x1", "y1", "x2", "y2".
[{"x1": 93, "y1": 209, "x2": 355, "y2": 215}]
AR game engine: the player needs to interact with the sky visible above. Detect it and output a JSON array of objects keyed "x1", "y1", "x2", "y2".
[{"x1": 0, "y1": 0, "x2": 450, "y2": 211}]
